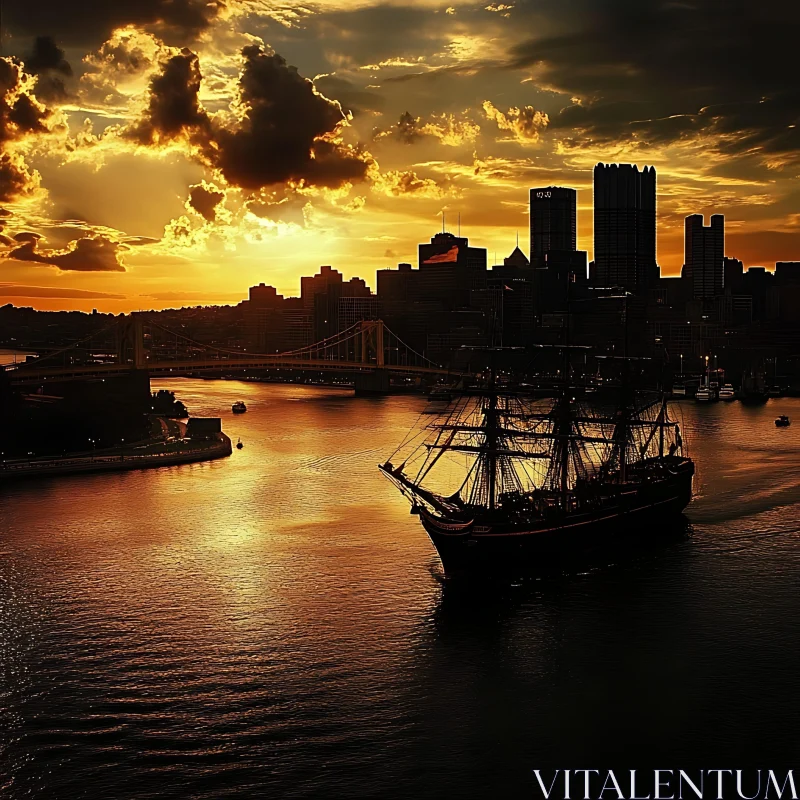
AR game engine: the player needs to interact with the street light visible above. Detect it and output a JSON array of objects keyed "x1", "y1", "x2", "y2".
[{"x1": 680, "y1": 354, "x2": 683, "y2": 375}]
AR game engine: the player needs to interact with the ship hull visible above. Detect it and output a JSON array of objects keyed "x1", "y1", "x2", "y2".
[{"x1": 420, "y1": 461, "x2": 694, "y2": 577}]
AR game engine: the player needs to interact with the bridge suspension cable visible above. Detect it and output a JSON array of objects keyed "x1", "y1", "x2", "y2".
[{"x1": 6, "y1": 319, "x2": 119, "y2": 371}]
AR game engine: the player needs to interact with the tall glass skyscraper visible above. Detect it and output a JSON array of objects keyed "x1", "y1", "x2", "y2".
[
  {"x1": 529, "y1": 186, "x2": 577, "y2": 259},
  {"x1": 593, "y1": 163, "x2": 657, "y2": 293}
]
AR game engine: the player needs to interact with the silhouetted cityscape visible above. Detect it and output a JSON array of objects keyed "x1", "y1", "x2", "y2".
[
  {"x1": 3, "y1": 161, "x2": 800, "y2": 392},
  {"x1": 232, "y1": 161, "x2": 800, "y2": 388}
]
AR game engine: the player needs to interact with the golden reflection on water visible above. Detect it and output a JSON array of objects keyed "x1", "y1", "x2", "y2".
[{"x1": 2, "y1": 380, "x2": 800, "y2": 797}]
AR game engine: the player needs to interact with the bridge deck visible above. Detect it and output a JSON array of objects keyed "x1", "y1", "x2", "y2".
[{"x1": 6, "y1": 357, "x2": 458, "y2": 385}]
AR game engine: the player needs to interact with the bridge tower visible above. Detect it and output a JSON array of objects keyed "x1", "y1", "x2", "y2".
[
  {"x1": 358, "y1": 320, "x2": 385, "y2": 367},
  {"x1": 355, "y1": 319, "x2": 389, "y2": 395},
  {"x1": 116, "y1": 314, "x2": 147, "y2": 369}
]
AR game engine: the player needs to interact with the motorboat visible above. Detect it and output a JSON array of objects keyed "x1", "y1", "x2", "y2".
[
  {"x1": 672, "y1": 383, "x2": 686, "y2": 398},
  {"x1": 775, "y1": 415, "x2": 791, "y2": 428},
  {"x1": 719, "y1": 384, "x2": 736, "y2": 401},
  {"x1": 695, "y1": 386, "x2": 713, "y2": 402},
  {"x1": 236, "y1": 437, "x2": 244, "y2": 449},
  {"x1": 232, "y1": 401, "x2": 247, "y2": 414}
]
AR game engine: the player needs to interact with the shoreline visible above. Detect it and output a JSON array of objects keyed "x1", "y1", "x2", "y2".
[{"x1": 0, "y1": 432, "x2": 232, "y2": 481}]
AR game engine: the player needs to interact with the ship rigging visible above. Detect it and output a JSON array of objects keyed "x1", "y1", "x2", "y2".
[{"x1": 380, "y1": 358, "x2": 693, "y2": 576}]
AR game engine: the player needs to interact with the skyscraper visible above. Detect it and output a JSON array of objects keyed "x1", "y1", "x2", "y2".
[
  {"x1": 593, "y1": 163, "x2": 657, "y2": 292},
  {"x1": 418, "y1": 231, "x2": 487, "y2": 309},
  {"x1": 529, "y1": 186, "x2": 577, "y2": 259},
  {"x1": 685, "y1": 214, "x2": 724, "y2": 299}
]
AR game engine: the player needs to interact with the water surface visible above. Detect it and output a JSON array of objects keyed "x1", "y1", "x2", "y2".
[{"x1": 1, "y1": 381, "x2": 799, "y2": 797}]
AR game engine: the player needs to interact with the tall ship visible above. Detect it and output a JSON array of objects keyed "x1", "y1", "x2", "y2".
[{"x1": 380, "y1": 366, "x2": 694, "y2": 576}]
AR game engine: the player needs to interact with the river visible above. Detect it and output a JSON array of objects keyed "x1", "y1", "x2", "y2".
[
  {"x1": 0, "y1": 349, "x2": 35, "y2": 367},
  {"x1": 1, "y1": 379, "x2": 799, "y2": 798}
]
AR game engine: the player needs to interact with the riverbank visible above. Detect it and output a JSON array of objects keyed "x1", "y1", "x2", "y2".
[{"x1": 0, "y1": 431, "x2": 232, "y2": 480}]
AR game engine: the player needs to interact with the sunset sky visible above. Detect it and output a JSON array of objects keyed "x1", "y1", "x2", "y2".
[{"x1": 0, "y1": 0, "x2": 797, "y2": 312}]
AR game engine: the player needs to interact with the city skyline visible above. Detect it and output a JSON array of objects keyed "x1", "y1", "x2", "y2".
[{"x1": 0, "y1": 1, "x2": 797, "y2": 313}]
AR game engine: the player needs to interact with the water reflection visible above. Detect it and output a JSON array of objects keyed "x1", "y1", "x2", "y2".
[{"x1": 1, "y1": 383, "x2": 799, "y2": 797}]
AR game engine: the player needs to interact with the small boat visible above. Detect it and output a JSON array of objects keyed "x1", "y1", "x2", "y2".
[
  {"x1": 695, "y1": 386, "x2": 713, "y2": 402},
  {"x1": 672, "y1": 383, "x2": 686, "y2": 398},
  {"x1": 428, "y1": 386, "x2": 453, "y2": 403},
  {"x1": 719, "y1": 384, "x2": 736, "y2": 401},
  {"x1": 236, "y1": 438, "x2": 244, "y2": 449},
  {"x1": 232, "y1": 401, "x2": 247, "y2": 414},
  {"x1": 775, "y1": 415, "x2": 791, "y2": 428}
]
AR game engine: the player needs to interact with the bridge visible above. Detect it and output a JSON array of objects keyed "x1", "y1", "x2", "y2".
[{"x1": 4, "y1": 316, "x2": 461, "y2": 393}]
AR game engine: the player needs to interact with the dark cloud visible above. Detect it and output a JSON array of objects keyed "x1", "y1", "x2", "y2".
[
  {"x1": 24, "y1": 36, "x2": 71, "y2": 75},
  {"x1": 505, "y1": 0, "x2": 800, "y2": 162},
  {"x1": 129, "y1": 45, "x2": 371, "y2": 192},
  {"x1": 188, "y1": 183, "x2": 224, "y2": 222},
  {"x1": 3, "y1": 0, "x2": 225, "y2": 49},
  {"x1": 211, "y1": 45, "x2": 368, "y2": 190},
  {"x1": 380, "y1": 111, "x2": 422, "y2": 144},
  {"x1": 0, "y1": 153, "x2": 37, "y2": 202},
  {"x1": 126, "y1": 49, "x2": 210, "y2": 146},
  {"x1": 13, "y1": 231, "x2": 42, "y2": 242},
  {"x1": 0, "y1": 59, "x2": 49, "y2": 143},
  {"x1": 23, "y1": 36, "x2": 73, "y2": 102},
  {"x1": 8, "y1": 235, "x2": 126, "y2": 271}
]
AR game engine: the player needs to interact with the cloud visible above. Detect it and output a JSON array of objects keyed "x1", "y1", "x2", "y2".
[
  {"x1": 0, "y1": 56, "x2": 54, "y2": 201},
  {"x1": 3, "y1": 0, "x2": 226, "y2": 49},
  {"x1": 23, "y1": 36, "x2": 72, "y2": 102},
  {"x1": 482, "y1": 100, "x2": 548, "y2": 143},
  {"x1": 127, "y1": 44, "x2": 372, "y2": 192},
  {"x1": 12, "y1": 231, "x2": 42, "y2": 243},
  {"x1": 313, "y1": 75, "x2": 385, "y2": 116},
  {"x1": 7, "y1": 235, "x2": 126, "y2": 271},
  {"x1": 375, "y1": 110, "x2": 480, "y2": 146},
  {"x1": 485, "y1": 4, "x2": 513, "y2": 16},
  {"x1": 0, "y1": 283, "x2": 125, "y2": 299},
  {"x1": 78, "y1": 27, "x2": 170, "y2": 110},
  {"x1": 504, "y1": 0, "x2": 800, "y2": 165},
  {"x1": 210, "y1": 44, "x2": 369, "y2": 190},
  {"x1": 372, "y1": 169, "x2": 450, "y2": 197},
  {"x1": 188, "y1": 182, "x2": 225, "y2": 222},
  {"x1": 380, "y1": 111, "x2": 421, "y2": 144},
  {"x1": 126, "y1": 48, "x2": 210, "y2": 146}
]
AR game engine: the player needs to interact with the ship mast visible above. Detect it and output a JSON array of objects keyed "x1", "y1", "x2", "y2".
[
  {"x1": 557, "y1": 345, "x2": 571, "y2": 509},
  {"x1": 559, "y1": 264, "x2": 574, "y2": 509},
  {"x1": 485, "y1": 366, "x2": 498, "y2": 510}
]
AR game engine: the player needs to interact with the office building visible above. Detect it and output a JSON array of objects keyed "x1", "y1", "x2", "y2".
[
  {"x1": 593, "y1": 163, "x2": 657, "y2": 293},
  {"x1": 529, "y1": 187, "x2": 577, "y2": 259},
  {"x1": 685, "y1": 214, "x2": 724, "y2": 299},
  {"x1": 418, "y1": 231, "x2": 487, "y2": 309},
  {"x1": 723, "y1": 256, "x2": 744, "y2": 293}
]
